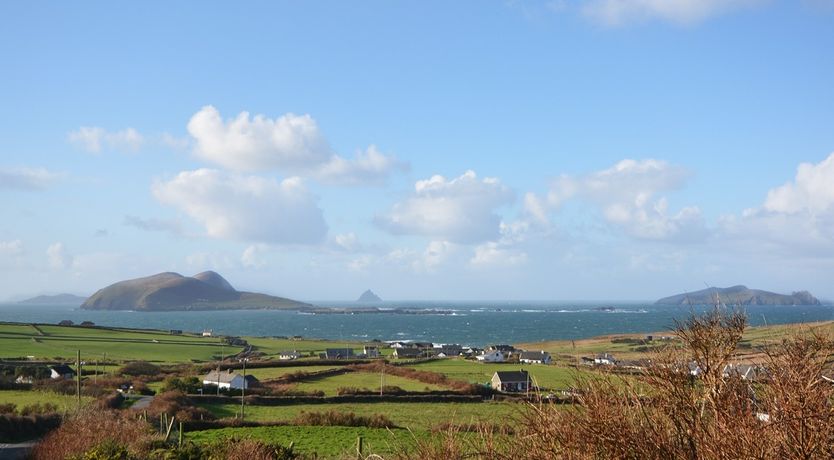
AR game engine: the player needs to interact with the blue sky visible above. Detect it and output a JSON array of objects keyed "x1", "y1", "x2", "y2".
[{"x1": 1, "y1": 1, "x2": 833, "y2": 301}]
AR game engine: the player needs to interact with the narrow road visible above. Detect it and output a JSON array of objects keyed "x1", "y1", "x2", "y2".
[
  {"x1": 130, "y1": 395, "x2": 154, "y2": 410},
  {"x1": 0, "y1": 441, "x2": 38, "y2": 460}
]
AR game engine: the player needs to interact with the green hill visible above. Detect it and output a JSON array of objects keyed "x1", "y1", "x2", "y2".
[{"x1": 656, "y1": 285, "x2": 820, "y2": 306}]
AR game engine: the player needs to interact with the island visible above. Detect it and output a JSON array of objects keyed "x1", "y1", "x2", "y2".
[
  {"x1": 655, "y1": 285, "x2": 821, "y2": 306},
  {"x1": 18, "y1": 293, "x2": 88, "y2": 306},
  {"x1": 357, "y1": 289, "x2": 382, "y2": 302},
  {"x1": 80, "y1": 271, "x2": 312, "y2": 311}
]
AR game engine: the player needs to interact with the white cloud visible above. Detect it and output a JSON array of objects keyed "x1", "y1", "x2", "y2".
[
  {"x1": 68, "y1": 126, "x2": 144, "y2": 153},
  {"x1": 334, "y1": 233, "x2": 361, "y2": 252},
  {"x1": 722, "y1": 153, "x2": 834, "y2": 257},
  {"x1": 152, "y1": 168, "x2": 327, "y2": 245},
  {"x1": 316, "y1": 145, "x2": 407, "y2": 186},
  {"x1": 186, "y1": 106, "x2": 404, "y2": 185},
  {"x1": 47, "y1": 242, "x2": 73, "y2": 269},
  {"x1": 376, "y1": 170, "x2": 514, "y2": 244},
  {"x1": 0, "y1": 167, "x2": 63, "y2": 190},
  {"x1": 470, "y1": 242, "x2": 528, "y2": 267},
  {"x1": 0, "y1": 240, "x2": 24, "y2": 256},
  {"x1": 528, "y1": 159, "x2": 706, "y2": 241},
  {"x1": 581, "y1": 0, "x2": 762, "y2": 26},
  {"x1": 241, "y1": 244, "x2": 267, "y2": 268}
]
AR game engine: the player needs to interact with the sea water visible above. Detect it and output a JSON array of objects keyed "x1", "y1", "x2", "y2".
[{"x1": 2, "y1": 301, "x2": 832, "y2": 346}]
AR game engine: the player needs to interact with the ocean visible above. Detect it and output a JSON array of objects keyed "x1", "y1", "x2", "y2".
[{"x1": 1, "y1": 301, "x2": 832, "y2": 346}]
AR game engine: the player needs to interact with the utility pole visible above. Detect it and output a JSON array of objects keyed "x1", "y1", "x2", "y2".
[
  {"x1": 380, "y1": 362, "x2": 384, "y2": 396},
  {"x1": 103, "y1": 352, "x2": 107, "y2": 375},
  {"x1": 240, "y1": 358, "x2": 247, "y2": 420},
  {"x1": 76, "y1": 350, "x2": 81, "y2": 408}
]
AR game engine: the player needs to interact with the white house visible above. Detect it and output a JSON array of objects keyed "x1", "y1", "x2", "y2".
[
  {"x1": 49, "y1": 364, "x2": 76, "y2": 380},
  {"x1": 476, "y1": 350, "x2": 505, "y2": 363},
  {"x1": 491, "y1": 370, "x2": 530, "y2": 392},
  {"x1": 519, "y1": 350, "x2": 552, "y2": 364},
  {"x1": 203, "y1": 369, "x2": 249, "y2": 390},
  {"x1": 594, "y1": 353, "x2": 616, "y2": 366},
  {"x1": 363, "y1": 345, "x2": 380, "y2": 358},
  {"x1": 202, "y1": 329, "x2": 213, "y2": 337},
  {"x1": 279, "y1": 350, "x2": 302, "y2": 360}
]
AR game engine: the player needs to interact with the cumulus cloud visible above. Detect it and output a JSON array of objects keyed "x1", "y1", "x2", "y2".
[
  {"x1": 527, "y1": 159, "x2": 706, "y2": 241},
  {"x1": 186, "y1": 106, "x2": 404, "y2": 185},
  {"x1": 470, "y1": 242, "x2": 528, "y2": 267},
  {"x1": 152, "y1": 168, "x2": 327, "y2": 245},
  {"x1": 47, "y1": 242, "x2": 73, "y2": 269},
  {"x1": 376, "y1": 170, "x2": 514, "y2": 244},
  {"x1": 0, "y1": 240, "x2": 24, "y2": 256},
  {"x1": 581, "y1": 0, "x2": 763, "y2": 26},
  {"x1": 0, "y1": 167, "x2": 62, "y2": 190},
  {"x1": 68, "y1": 127, "x2": 144, "y2": 153},
  {"x1": 241, "y1": 244, "x2": 267, "y2": 268},
  {"x1": 722, "y1": 153, "x2": 834, "y2": 256}
]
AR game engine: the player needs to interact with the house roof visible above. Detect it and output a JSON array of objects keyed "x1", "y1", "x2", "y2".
[
  {"x1": 204, "y1": 369, "x2": 241, "y2": 384},
  {"x1": 494, "y1": 370, "x2": 529, "y2": 383},
  {"x1": 394, "y1": 348, "x2": 422, "y2": 356},
  {"x1": 519, "y1": 351, "x2": 550, "y2": 360},
  {"x1": 323, "y1": 348, "x2": 354, "y2": 358},
  {"x1": 49, "y1": 364, "x2": 75, "y2": 375}
]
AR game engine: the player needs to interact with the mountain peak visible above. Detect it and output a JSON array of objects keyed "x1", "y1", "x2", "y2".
[
  {"x1": 192, "y1": 271, "x2": 235, "y2": 292},
  {"x1": 357, "y1": 289, "x2": 382, "y2": 302}
]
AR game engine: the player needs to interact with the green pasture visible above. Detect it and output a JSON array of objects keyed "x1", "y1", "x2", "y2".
[
  {"x1": 406, "y1": 359, "x2": 581, "y2": 390},
  {"x1": 199, "y1": 401, "x2": 522, "y2": 430},
  {"x1": 0, "y1": 390, "x2": 92, "y2": 412},
  {"x1": 289, "y1": 371, "x2": 444, "y2": 395},
  {"x1": 245, "y1": 365, "x2": 342, "y2": 381},
  {"x1": 187, "y1": 425, "x2": 423, "y2": 458}
]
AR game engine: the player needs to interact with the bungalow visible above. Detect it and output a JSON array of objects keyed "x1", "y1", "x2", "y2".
[
  {"x1": 49, "y1": 364, "x2": 76, "y2": 380},
  {"x1": 388, "y1": 341, "x2": 410, "y2": 349},
  {"x1": 491, "y1": 370, "x2": 530, "y2": 393},
  {"x1": 435, "y1": 344, "x2": 463, "y2": 356},
  {"x1": 279, "y1": 350, "x2": 302, "y2": 360},
  {"x1": 202, "y1": 330, "x2": 213, "y2": 337},
  {"x1": 594, "y1": 353, "x2": 616, "y2": 366},
  {"x1": 519, "y1": 350, "x2": 552, "y2": 364},
  {"x1": 413, "y1": 342, "x2": 434, "y2": 349},
  {"x1": 320, "y1": 348, "x2": 355, "y2": 360},
  {"x1": 487, "y1": 344, "x2": 517, "y2": 353},
  {"x1": 476, "y1": 350, "x2": 505, "y2": 363},
  {"x1": 202, "y1": 369, "x2": 256, "y2": 390},
  {"x1": 393, "y1": 348, "x2": 422, "y2": 359}
]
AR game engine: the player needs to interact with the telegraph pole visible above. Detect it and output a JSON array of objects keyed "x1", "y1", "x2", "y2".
[
  {"x1": 240, "y1": 358, "x2": 247, "y2": 420},
  {"x1": 76, "y1": 350, "x2": 82, "y2": 408}
]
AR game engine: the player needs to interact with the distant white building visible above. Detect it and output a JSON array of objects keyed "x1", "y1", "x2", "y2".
[
  {"x1": 202, "y1": 329, "x2": 213, "y2": 337},
  {"x1": 519, "y1": 351, "x2": 552, "y2": 365},
  {"x1": 49, "y1": 364, "x2": 76, "y2": 380},
  {"x1": 363, "y1": 345, "x2": 380, "y2": 358},
  {"x1": 279, "y1": 350, "x2": 302, "y2": 360},
  {"x1": 476, "y1": 350, "x2": 505, "y2": 363},
  {"x1": 594, "y1": 353, "x2": 616, "y2": 366},
  {"x1": 203, "y1": 369, "x2": 250, "y2": 390}
]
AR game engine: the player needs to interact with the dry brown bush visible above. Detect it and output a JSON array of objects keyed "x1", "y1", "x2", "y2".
[
  {"x1": 392, "y1": 309, "x2": 834, "y2": 460},
  {"x1": 31, "y1": 409, "x2": 155, "y2": 460}
]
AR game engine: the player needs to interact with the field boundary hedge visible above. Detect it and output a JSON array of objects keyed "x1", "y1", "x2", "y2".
[{"x1": 189, "y1": 394, "x2": 484, "y2": 405}]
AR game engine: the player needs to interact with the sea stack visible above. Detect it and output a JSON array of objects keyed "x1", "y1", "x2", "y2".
[{"x1": 357, "y1": 289, "x2": 382, "y2": 302}]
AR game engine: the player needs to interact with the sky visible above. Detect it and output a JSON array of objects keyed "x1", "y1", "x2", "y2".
[{"x1": 1, "y1": 0, "x2": 833, "y2": 302}]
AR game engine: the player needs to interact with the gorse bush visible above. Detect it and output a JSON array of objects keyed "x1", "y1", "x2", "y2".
[
  {"x1": 393, "y1": 309, "x2": 834, "y2": 460},
  {"x1": 292, "y1": 409, "x2": 396, "y2": 428}
]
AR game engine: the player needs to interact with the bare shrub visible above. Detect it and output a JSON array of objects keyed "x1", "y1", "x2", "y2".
[
  {"x1": 293, "y1": 409, "x2": 396, "y2": 428},
  {"x1": 31, "y1": 409, "x2": 154, "y2": 460}
]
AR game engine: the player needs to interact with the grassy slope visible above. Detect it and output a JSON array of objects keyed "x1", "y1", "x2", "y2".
[
  {"x1": 187, "y1": 425, "x2": 423, "y2": 458},
  {"x1": 199, "y1": 401, "x2": 521, "y2": 430},
  {"x1": 0, "y1": 390, "x2": 93, "y2": 412},
  {"x1": 289, "y1": 372, "x2": 445, "y2": 395}
]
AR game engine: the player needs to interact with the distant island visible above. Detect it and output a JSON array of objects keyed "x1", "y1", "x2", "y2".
[
  {"x1": 81, "y1": 271, "x2": 312, "y2": 312},
  {"x1": 656, "y1": 285, "x2": 821, "y2": 306},
  {"x1": 18, "y1": 293, "x2": 88, "y2": 306},
  {"x1": 357, "y1": 289, "x2": 382, "y2": 302}
]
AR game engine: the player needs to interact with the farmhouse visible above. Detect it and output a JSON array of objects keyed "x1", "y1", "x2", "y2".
[
  {"x1": 476, "y1": 350, "x2": 505, "y2": 363},
  {"x1": 362, "y1": 345, "x2": 380, "y2": 358},
  {"x1": 491, "y1": 370, "x2": 530, "y2": 393},
  {"x1": 202, "y1": 369, "x2": 256, "y2": 390},
  {"x1": 519, "y1": 350, "x2": 552, "y2": 364},
  {"x1": 202, "y1": 330, "x2": 213, "y2": 337},
  {"x1": 49, "y1": 364, "x2": 76, "y2": 380},
  {"x1": 320, "y1": 348, "x2": 355, "y2": 360},
  {"x1": 594, "y1": 353, "x2": 616, "y2": 365},
  {"x1": 279, "y1": 350, "x2": 302, "y2": 360},
  {"x1": 393, "y1": 348, "x2": 422, "y2": 359}
]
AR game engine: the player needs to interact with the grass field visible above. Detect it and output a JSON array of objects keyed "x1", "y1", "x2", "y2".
[
  {"x1": 199, "y1": 401, "x2": 522, "y2": 430},
  {"x1": 187, "y1": 425, "x2": 423, "y2": 458},
  {"x1": 406, "y1": 359, "x2": 582, "y2": 390},
  {"x1": 245, "y1": 365, "x2": 342, "y2": 381},
  {"x1": 290, "y1": 371, "x2": 444, "y2": 395},
  {"x1": 0, "y1": 390, "x2": 92, "y2": 412},
  {"x1": 0, "y1": 322, "x2": 239, "y2": 362}
]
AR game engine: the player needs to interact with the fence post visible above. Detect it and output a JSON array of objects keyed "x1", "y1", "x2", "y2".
[
  {"x1": 178, "y1": 421, "x2": 183, "y2": 446},
  {"x1": 356, "y1": 436, "x2": 363, "y2": 458}
]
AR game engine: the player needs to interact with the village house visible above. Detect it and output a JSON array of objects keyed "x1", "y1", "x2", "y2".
[
  {"x1": 434, "y1": 344, "x2": 463, "y2": 357},
  {"x1": 279, "y1": 350, "x2": 302, "y2": 360},
  {"x1": 476, "y1": 349, "x2": 505, "y2": 363},
  {"x1": 594, "y1": 353, "x2": 616, "y2": 365},
  {"x1": 202, "y1": 369, "x2": 257, "y2": 390},
  {"x1": 519, "y1": 350, "x2": 552, "y2": 364},
  {"x1": 320, "y1": 348, "x2": 355, "y2": 360},
  {"x1": 169, "y1": 329, "x2": 182, "y2": 335},
  {"x1": 202, "y1": 329, "x2": 213, "y2": 337},
  {"x1": 393, "y1": 348, "x2": 422, "y2": 359},
  {"x1": 362, "y1": 345, "x2": 380, "y2": 358},
  {"x1": 491, "y1": 370, "x2": 530, "y2": 393},
  {"x1": 388, "y1": 341, "x2": 409, "y2": 349},
  {"x1": 48, "y1": 364, "x2": 76, "y2": 380},
  {"x1": 722, "y1": 363, "x2": 766, "y2": 381}
]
